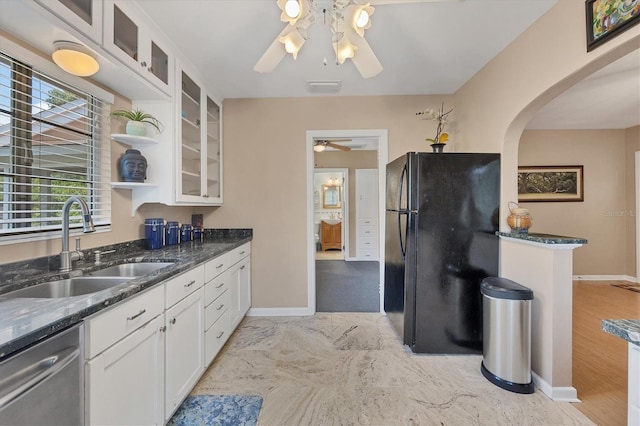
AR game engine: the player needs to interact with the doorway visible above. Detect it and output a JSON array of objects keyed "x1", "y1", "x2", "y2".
[
  {"x1": 314, "y1": 168, "x2": 348, "y2": 260},
  {"x1": 306, "y1": 129, "x2": 388, "y2": 313}
]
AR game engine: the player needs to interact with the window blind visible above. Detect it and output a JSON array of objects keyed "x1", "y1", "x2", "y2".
[{"x1": 0, "y1": 52, "x2": 111, "y2": 237}]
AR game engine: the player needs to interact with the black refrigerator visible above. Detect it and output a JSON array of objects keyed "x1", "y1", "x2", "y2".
[{"x1": 384, "y1": 152, "x2": 500, "y2": 354}]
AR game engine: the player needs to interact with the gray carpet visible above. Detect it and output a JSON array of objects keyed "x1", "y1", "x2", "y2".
[{"x1": 316, "y1": 260, "x2": 380, "y2": 312}]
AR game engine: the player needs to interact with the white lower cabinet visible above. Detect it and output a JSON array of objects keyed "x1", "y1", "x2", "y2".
[
  {"x1": 84, "y1": 286, "x2": 165, "y2": 425},
  {"x1": 165, "y1": 288, "x2": 204, "y2": 420},
  {"x1": 84, "y1": 246, "x2": 251, "y2": 425}
]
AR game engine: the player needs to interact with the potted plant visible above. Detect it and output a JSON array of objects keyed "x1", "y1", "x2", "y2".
[
  {"x1": 111, "y1": 108, "x2": 163, "y2": 136},
  {"x1": 416, "y1": 102, "x2": 453, "y2": 152}
]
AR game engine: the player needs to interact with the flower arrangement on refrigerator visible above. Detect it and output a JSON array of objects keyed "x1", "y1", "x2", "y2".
[{"x1": 416, "y1": 102, "x2": 453, "y2": 144}]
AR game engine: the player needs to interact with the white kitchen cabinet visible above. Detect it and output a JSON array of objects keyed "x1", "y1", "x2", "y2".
[
  {"x1": 103, "y1": 0, "x2": 173, "y2": 95},
  {"x1": 228, "y1": 245, "x2": 251, "y2": 330},
  {"x1": 84, "y1": 285, "x2": 165, "y2": 425},
  {"x1": 35, "y1": 0, "x2": 103, "y2": 43},
  {"x1": 86, "y1": 314, "x2": 165, "y2": 425},
  {"x1": 165, "y1": 287, "x2": 204, "y2": 420},
  {"x1": 355, "y1": 169, "x2": 379, "y2": 260},
  {"x1": 175, "y1": 64, "x2": 222, "y2": 203},
  {"x1": 131, "y1": 64, "x2": 223, "y2": 212}
]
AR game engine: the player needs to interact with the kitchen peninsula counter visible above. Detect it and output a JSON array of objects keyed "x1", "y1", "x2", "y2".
[
  {"x1": 603, "y1": 319, "x2": 640, "y2": 425},
  {"x1": 0, "y1": 229, "x2": 252, "y2": 360}
]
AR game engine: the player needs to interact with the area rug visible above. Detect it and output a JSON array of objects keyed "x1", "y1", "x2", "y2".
[
  {"x1": 167, "y1": 394, "x2": 263, "y2": 426},
  {"x1": 611, "y1": 283, "x2": 640, "y2": 294}
]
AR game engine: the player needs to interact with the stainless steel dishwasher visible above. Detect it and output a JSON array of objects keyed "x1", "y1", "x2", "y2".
[{"x1": 0, "y1": 324, "x2": 83, "y2": 425}]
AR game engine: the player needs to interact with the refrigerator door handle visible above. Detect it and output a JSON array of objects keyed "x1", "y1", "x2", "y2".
[
  {"x1": 398, "y1": 162, "x2": 407, "y2": 211},
  {"x1": 398, "y1": 211, "x2": 408, "y2": 260}
]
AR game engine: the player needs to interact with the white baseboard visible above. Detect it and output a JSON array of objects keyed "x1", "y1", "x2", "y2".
[
  {"x1": 573, "y1": 274, "x2": 637, "y2": 282},
  {"x1": 247, "y1": 307, "x2": 314, "y2": 317},
  {"x1": 346, "y1": 256, "x2": 380, "y2": 262},
  {"x1": 531, "y1": 371, "x2": 580, "y2": 402}
]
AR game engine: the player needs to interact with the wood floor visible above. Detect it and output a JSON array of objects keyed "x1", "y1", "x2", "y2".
[{"x1": 572, "y1": 280, "x2": 640, "y2": 426}]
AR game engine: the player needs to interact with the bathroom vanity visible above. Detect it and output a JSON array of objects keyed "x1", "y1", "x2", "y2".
[{"x1": 321, "y1": 220, "x2": 342, "y2": 251}]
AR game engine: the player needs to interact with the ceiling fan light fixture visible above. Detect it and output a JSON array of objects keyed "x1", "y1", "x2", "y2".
[
  {"x1": 279, "y1": 28, "x2": 305, "y2": 58},
  {"x1": 348, "y1": 3, "x2": 374, "y2": 36},
  {"x1": 284, "y1": 0, "x2": 301, "y2": 18},
  {"x1": 335, "y1": 37, "x2": 357, "y2": 64},
  {"x1": 313, "y1": 143, "x2": 326, "y2": 152},
  {"x1": 51, "y1": 41, "x2": 99, "y2": 77}
]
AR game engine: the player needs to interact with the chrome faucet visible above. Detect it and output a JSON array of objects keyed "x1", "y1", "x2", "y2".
[{"x1": 60, "y1": 196, "x2": 95, "y2": 272}]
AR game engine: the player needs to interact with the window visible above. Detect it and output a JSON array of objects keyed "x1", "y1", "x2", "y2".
[{"x1": 0, "y1": 52, "x2": 110, "y2": 239}]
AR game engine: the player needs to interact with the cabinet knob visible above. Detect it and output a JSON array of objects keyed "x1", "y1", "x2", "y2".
[
  {"x1": 160, "y1": 326, "x2": 166, "y2": 332},
  {"x1": 140, "y1": 61, "x2": 147, "y2": 67},
  {"x1": 170, "y1": 318, "x2": 177, "y2": 325},
  {"x1": 148, "y1": 66, "x2": 153, "y2": 73}
]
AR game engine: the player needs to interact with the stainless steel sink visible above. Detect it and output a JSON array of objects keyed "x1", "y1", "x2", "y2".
[
  {"x1": 0, "y1": 277, "x2": 130, "y2": 299},
  {"x1": 88, "y1": 262, "x2": 174, "y2": 277}
]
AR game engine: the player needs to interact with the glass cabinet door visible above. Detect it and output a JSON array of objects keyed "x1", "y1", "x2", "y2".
[
  {"x1": 205, "y1": 97, "x2": 221, "y2": 200},
  {"x1": 112, "y1": 4, "x2": 139, "y2": 64},
  {"x1": 150, "y1": 42, "x2": 169, "y2": 85},
  {"x1": 180, "y1": 71, "x2": 202, "y2": 198},
  {"x1": 36, "y1": 0, "x2": 103, "y2": 43}
]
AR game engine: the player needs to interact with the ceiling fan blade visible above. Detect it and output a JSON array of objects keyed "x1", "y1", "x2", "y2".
[
  {"x1": 327, "y1": 142, "x2": 351, "y2": 151},
  {"x1": 254, "y1": 27, "x2": 289, "y2": 73},
  {"x1": 350, "y1": 36, "x2": 383, "y2": 79}
]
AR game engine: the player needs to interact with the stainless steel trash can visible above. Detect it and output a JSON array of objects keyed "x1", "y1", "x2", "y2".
[{"x1": 480, "y1": 277, "x2": 535, "y2": 394}]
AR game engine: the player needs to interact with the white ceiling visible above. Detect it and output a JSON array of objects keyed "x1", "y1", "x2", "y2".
[
  {"x1": 1, "y1": 0, "x2": 636, "y2": 131},
  {"x1": 135, "y1": 0, "x2": 639, "y2": 130}
]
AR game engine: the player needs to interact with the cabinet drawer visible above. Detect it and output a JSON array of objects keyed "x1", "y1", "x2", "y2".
[
  {"x1": 357, "y1": 236, "x2": 378, "y2": 248},
  {"x1": 205, "y1": 311, "x2": 229, "y2": 366},
  {"x1": 85, "y1": 284, "x2": 164, "y2": 359},
  {"x1": 204, "y1": 253, "x2": 230, "y2": 281},
  {"x1": 229, "y1": 243, "x2": 250, "y2": 265},
  {"x1": 358, "y1": 225, "x2": 377, "y2": 238},
  {"x1": 357, "y1": 218, "x2": 377, "y2": 227},
  {"x1": 358, "y1": 248, "x2": 378, "y2": 259},
  {"x1": 205, "y1": 290, "x2": 230, "y2": 331},
  {"x1": 204, "y1": 269, "x2": 230, "y2": 306},
  {"x1": 165, "y1": 265, "x2": 204, "y2": 308}
]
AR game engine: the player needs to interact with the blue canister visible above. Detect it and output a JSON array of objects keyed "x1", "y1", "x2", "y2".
[
  {"x1": 180, "y1": 224, "x2": 192, "y2": 243},
  {"x1": 145, "y1": 218, "x2": 164, "y2": 250},
  {"x1": 193, "y1": 226, "x2": 203, "y2": 243},
  {"x1": 165, "y1": 221, "x2": 179, "y2": 246}
]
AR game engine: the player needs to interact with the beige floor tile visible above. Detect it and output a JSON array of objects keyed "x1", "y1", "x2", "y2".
[{"x1": 191, "y1": 313, "x2": 594, "y2": 426}]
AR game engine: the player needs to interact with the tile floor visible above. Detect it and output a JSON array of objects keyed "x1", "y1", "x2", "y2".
[{"x1": 192, "y1": 314, "x2": 593, "y2": 425}]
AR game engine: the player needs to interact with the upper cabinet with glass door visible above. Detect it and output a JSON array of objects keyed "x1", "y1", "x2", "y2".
[
  {"x1": 103, "y1": 0, "x2": 173, "y2": 95},
  {"x1": 176, "y1": 67, "x2": 222, "y2": 204},
  {"x1": 35, "y1": 0, "x2": 103, "y2": 44}
]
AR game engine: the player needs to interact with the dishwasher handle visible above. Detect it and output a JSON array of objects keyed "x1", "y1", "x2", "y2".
[{"x1": 0, "y1": 346, "x2": 79, "y2": 410}]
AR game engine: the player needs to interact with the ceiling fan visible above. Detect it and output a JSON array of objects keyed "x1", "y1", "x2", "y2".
[
  {"x1": 314, "y1": 139, "x2": 352, "y2": 152},
  {"x1": 254, "y1": 0, "x2": 457, "y2": 79}
]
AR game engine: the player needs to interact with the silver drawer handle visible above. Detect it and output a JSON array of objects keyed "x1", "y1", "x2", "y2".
[
  {"x1": 216, "y1": 331, "x2": 224, "y2": 339},
  {"x1": 216, "y1": 263, "x2": 224, "y2": 269},
  {"x1": 127, "y1": 309, "x2": 146, "y2": 321},
  {"x1": 184, "y1": 280, "x2": 196, "y2": 288},
  {"x1": 239, "y1": 251, "x2": 245, "y2": 255},
  {"x1": 215, "y1": 282, "x2": 224, "y2": 289},
  {"x1": 240, "y1": 265, "x2": 246, "y2": 270},
  {"x1": 216, "y1": 304, "x2": 225, "y2": 311}
]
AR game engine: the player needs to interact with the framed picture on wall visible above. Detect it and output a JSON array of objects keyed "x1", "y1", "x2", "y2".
[
  {"x1": 586, "y1": 0, "x2": 640, "y2": 51},
  {"x1": 518, "y1": 166, "x2": 584, "y2": 202}
]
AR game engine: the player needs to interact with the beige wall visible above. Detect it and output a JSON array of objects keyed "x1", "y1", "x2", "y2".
[
  {"x1": 453, "y1": 0, "x2": 639, "y2": 227},
  {"x1": 626, "y1": 125, "x2": 640, "y2": 278},
  {"x1": 518, "y1": 129, "x2": 628, "y2": 276},
  {"x1": 315, "y1": 150, "x2": 378, "y2": 258},
  {"x1": 206, "y1": 95, "x2": 451, "y2": 309}
]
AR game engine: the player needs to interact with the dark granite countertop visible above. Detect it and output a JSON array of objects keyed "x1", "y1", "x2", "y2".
[
  {"x1": 497, "y1": 232, "x2": 587, "y2": 245},
  {"x1": 0, "y1": 229, "x2": 252, "y2": 360},
  {"x1": 602, "y1": 319, "x2": 640, "y2": 347}
]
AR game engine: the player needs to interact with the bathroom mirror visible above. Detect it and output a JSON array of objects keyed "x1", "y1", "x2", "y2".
[{"x1": 322, "y1": 185, "x2": 341, "y2": 209}]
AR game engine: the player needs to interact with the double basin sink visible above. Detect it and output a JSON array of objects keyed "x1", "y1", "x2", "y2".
[{"x1": 0, "y1": 262, "x2": 174, "y2": 299}]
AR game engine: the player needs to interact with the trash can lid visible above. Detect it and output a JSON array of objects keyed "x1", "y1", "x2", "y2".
[{"x1": 481, "y1": 277, "x2": 533, "y2": 300}]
